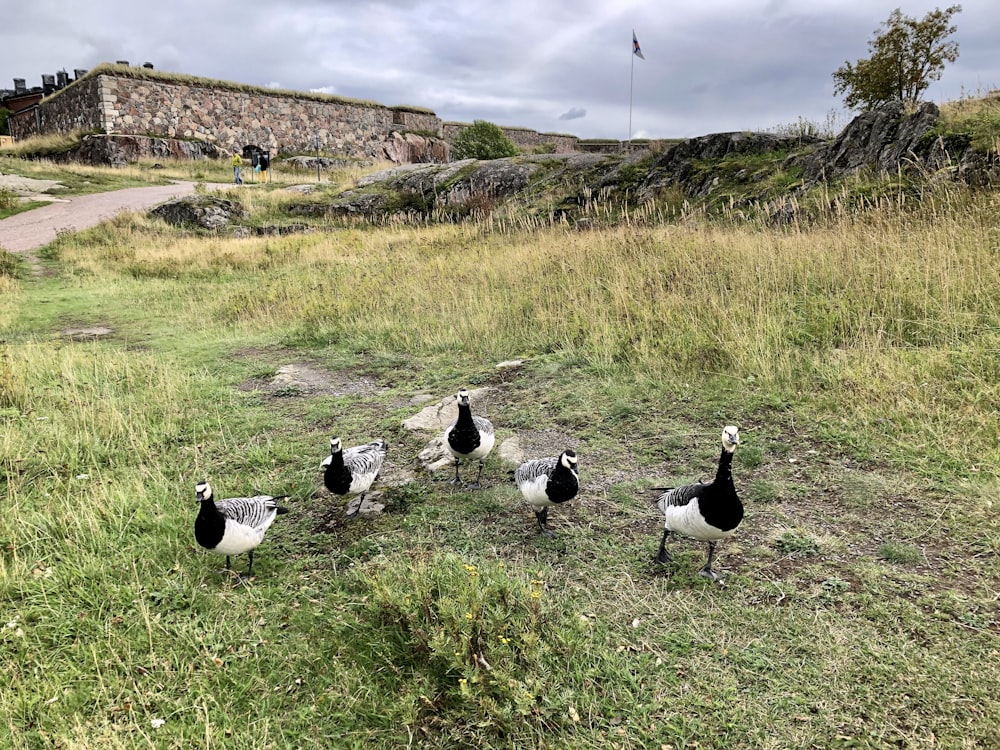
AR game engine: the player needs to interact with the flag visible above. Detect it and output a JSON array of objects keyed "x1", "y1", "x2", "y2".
[{"x1": 632, "y1": 30, "x2": 645, "y2": 60}]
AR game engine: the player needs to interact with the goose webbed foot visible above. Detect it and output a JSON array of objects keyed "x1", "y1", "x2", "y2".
[{"x1": 698, "y1": 566, "x2": 719, "y2": 581}]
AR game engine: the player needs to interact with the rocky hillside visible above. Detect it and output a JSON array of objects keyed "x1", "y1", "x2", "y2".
[{"x1": 287, "y1": 101, "x2": 998, "y2": 226}]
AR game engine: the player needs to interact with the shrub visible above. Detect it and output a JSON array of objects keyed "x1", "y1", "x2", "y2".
[
  {"x1": 0, "y1": 249, "x2": 22, "y2": 278},
  {"x1": 452, "y1": 120, "x2": 519, "y2": 160},
  {"x1": 353, "y1": 552, "x2": 582, "y2": 734},
  {"x1": 0, "y1": 187, "x2": 16, "y2": 210}
]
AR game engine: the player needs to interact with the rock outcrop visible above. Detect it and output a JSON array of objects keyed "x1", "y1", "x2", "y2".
[
  {"x1": 640, "y1": 131, "x2": 821, "y2": 200},
  {"x1": 149, "y1": 195, "x2": 247, "y2": 230},
  {"x1": 795, "y1": 102, "x2": 941, "y2": 183},
  {"x1": 76, "y1": 134, "x2": 225, "y2": 167},
  {"x1": 305, "y1": 157, "x2": 555, "y2": 219},
  {"x1": 377, "y1": 131, "x2": 451, "y2": 164}
]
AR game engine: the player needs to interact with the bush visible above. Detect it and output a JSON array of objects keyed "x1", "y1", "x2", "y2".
[
  {"x1": 0, "y1": 249, "x2": 22, "y2": 278},
  {"x1": 0, "y1": 188, "x2": 16, "y2": 210},
  {"x1": 353, "y1": 552, "x2": 583, "y2": 735},
  {"x1": 452, "y1": 120, "x2": 520, "y2": 160}
]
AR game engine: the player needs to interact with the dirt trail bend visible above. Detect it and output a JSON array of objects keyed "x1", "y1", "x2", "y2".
[{"x1": 0, "y1": 181, "x2": 199, "y2": 254}]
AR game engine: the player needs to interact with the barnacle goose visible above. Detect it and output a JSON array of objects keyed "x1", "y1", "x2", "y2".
[
  {"x1": 444, "y1": 388, "x2": 495, "y2": 488},
  {"x1": 194, "y1": 481, "x2": 289, "y2": 578},
  {"x1": 321, "y1": 436, "x2": 388, "y2": 517},
  {"x1": 515, "y1": 449, "x2": 579, "y2": 536},
  {"x1": 654, "y1": 426, "x2": 743, "y2": 580}
]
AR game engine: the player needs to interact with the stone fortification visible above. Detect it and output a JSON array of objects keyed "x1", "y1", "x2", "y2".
[
  {"x1": 9, "y1": 64, "x2": 582, "y2": 163},
  {"x1": 8, "y1": 75, "x2": 104, "y2": 140},
  {"x1": 10, "y1": 65, "x2": 443, "y2": 161}
]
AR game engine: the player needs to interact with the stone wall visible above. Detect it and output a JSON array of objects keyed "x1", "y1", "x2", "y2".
[
  {"x1": 9, "y1": 75, "x2": 104, "y2": 140},
  {"x1": 10, "y1": 66, "x2": 604, "y2": 163},
  {"x1": 442, "y1": 122, "x2": 578, "y2": 154},
  {"x1": 97, "y1": 75, "x2": 443, "y2": 158},
  {"x1": 11, "y1": 69, "x2": 445, "y2": 161}
]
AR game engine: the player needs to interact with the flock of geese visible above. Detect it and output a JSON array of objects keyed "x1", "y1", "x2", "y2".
[{"x1": 194, "y1": 388, "x2": 744, "y2": 582}]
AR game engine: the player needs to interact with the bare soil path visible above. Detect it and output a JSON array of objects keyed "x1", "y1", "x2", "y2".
[{"x1": 0, "y1": 181, "x2": 200, "y2": 270}]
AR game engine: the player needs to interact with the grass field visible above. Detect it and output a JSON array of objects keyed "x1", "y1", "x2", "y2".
[{"x1": 1, "y1": 166, "x2": 998, "y2": 749}]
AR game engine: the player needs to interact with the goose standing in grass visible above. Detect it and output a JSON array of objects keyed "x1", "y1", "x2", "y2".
[
  {"x1": 444, "y1": 388, "x2": 495, "y2": 488},
  {"x1": 321, "y1": 436, "x2": 388, "y2": 517},
  {"x1": 515, "y1": 449, "x2": 579, "y2": 536},
  {"x1": 194, "y1": 481, "x2": 289, "y2": 578},
  {"x1": 653, "y1": 426, "x2": 743, "y2": 580}
]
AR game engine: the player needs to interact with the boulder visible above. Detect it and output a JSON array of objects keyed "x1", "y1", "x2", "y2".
[
  {"x1": 149, "y1": 195, "x2": 247, "y2": 229},
  {"x1": 376, "y1": 132, "x2": 451, "y2": 164}
]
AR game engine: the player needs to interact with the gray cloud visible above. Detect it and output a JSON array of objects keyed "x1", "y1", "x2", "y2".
[{"x1": 3, "y1": 0, "x2": 999, "y2": 141}]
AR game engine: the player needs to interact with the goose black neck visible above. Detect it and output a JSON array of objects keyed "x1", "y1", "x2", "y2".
[
  {"x1": 456, "y1": 403, "x2": 474, "y2": 426},
  {"x1": 324, "y1": 450, "x2": 352, "y2": 495},
  {"x1": 194, "y1": 496, "x2": 225, "y2": 548},
  {"x1": 546, "y1": 461, "x2": 579, "y2": 503},
  {"x1": 715, "y1": 449, "x2": 734, "y2": 484},
  {"x1": 197, "y1": 496, "x2": 221, "y2": 520}
]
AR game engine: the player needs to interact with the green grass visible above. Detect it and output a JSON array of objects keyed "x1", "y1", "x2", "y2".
[
  {"x1": 938, "y1": 92, "x2": 1000, "y2": 152},
  {"x1": 1, "y1": 165, "x2": 998, "y2": 748}
]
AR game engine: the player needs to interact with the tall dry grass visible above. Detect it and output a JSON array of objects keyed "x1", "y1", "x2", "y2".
[{"x1": 39, "y1": 181, "x2": 1000, "y2": 478}]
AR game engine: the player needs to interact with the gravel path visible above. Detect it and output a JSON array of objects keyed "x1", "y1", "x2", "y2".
[{"x1": 0, "y1": 181, "x2": 199, "y2": 259}]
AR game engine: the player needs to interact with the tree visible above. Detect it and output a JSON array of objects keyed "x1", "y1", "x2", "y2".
[
  {"x1": 833, "y1": 5, "x2": 961, "y2": 111},
  {"x1": 452, "y1": 120, "x2": 519, "y2": 160}
]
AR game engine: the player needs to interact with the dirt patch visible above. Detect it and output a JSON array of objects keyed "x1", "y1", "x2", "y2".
[
  {"x1": 239, "y1": 362, "x2": 386, "y2": 398},
  {"x1": 61, "y1": 325, "x2": 114, "y2": 341}
]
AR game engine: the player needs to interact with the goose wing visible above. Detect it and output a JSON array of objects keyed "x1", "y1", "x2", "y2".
[
  {"x1": 515, "y1": 456, "x2": 557, "y2": 485},
  {"x1": 655, "y1": 482, "x2": 708, "y2": 514},
  {"x1": 472, "y1": 415, "x2": 494, "y2": 436},
  {"x1": 343, "y1": 441, "x2": 388, "y2": 476},
  {"x1": 215, "y1": 495, "x2": 286, "y2": 530}
]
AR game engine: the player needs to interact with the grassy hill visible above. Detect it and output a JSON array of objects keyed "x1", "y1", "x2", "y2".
[{"x1": 1, "y1": 125, "x2": 998, "y2": 748}]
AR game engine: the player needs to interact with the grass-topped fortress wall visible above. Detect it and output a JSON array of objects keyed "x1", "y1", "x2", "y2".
[
  {"x1": 7, "y1": 63, "x2": 581, "y2": 161},
  {"x1": 9, "y1": 63, "x2": 441, "y2": 159}
]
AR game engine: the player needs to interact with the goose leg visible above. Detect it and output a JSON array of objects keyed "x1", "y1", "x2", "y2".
[
  {"x1": 535, "y1": 507, "x2": 554, "y2": 536},
  {"x1": 654, "y1": 528, "x2": 672, "y2": 565},
  {"x1": 245, "y1": 550, "x2": 255, "y2": 578},
  {"x1": 449, "y1": 458, "x2": 463, "y2": 485},
  {"x1": 345, "y1": 493, "x2": 364, "y2": 519},
  {"x1": 698, "y1": 541, "x2": 719, "y2": 580},
  {"x1": 468, "y1": 458, "x2": 485, "y2": 489}
]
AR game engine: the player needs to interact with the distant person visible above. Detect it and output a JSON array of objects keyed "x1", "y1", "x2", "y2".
[
  {"x1": 259, "y1": 153, "x2": 270, "y2": 184},
  {"x1": 232, "y1": 151, "x2": 243, "y2": 184}
]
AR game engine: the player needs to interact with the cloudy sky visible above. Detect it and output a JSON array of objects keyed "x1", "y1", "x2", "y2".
[{"x1": 3, "y1": 1, "x2": 999, "y2": 140}]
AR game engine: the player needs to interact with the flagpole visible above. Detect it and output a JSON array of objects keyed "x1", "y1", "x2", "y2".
[{"x1": 627, "y1": 35, "x2": 635, "y2": 153}]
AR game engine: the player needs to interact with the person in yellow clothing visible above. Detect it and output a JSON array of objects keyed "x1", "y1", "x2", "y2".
[{"x1": 231, "y1": 151, "x2": 243, "y2": 184}]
